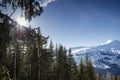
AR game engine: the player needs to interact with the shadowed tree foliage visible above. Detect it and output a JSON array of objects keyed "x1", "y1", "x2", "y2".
[
  {"x1": 67, "y1": 48, "x2": 78, "y2": 80},
  {"x1": 53, "y1": 45, "x2": 67, "y2": 80},
  {"x1": 0, "y1": 19, "x2": 11, "y2": 66},
  {"x1": 78, "y1": 58, "x2": 85, "y2": 80},
  {"x1": 0, "y1": 66, "x2": 11, "y2": 80},
  {"x1": 0, "y1": 0, "x2": 43, "y2": 21},
  {"x1": 84, "y1": 54, "x2": 96, "y2": 80}
]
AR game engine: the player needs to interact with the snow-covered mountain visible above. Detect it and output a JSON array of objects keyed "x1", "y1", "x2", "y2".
[{"x1": 72, "y1": 40, "x2": 120, "y2": 75}]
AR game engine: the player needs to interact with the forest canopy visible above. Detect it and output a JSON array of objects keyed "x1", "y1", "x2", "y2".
[{"x1": 0, "y1": 0, "x2": 43, "y2": 21}]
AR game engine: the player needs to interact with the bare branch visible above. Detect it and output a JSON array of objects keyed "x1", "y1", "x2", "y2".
[{"x1": 9, "y1": 7, "x2": 18, "y2": 18}]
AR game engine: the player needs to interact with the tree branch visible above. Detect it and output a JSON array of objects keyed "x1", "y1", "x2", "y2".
[{"x1": 9, "y1": 7, "x2": 18, "y2": 18}]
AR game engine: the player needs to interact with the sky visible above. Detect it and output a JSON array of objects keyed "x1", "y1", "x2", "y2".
[{"x1": 1, "y1": 0, "x2": 120, "y2": 48}]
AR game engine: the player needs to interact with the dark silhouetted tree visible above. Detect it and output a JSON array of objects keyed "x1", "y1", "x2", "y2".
[
  {"x1": 85, "y1": 54, "x2": 96, "y2": 80},
  {"x1": 78, "y1": 58, "x2": 85, "y2": 80},
  {"x1": 0, "y1": 0, "x2": 43, "y2": 21},
  {"x1": 68, "y1": 48, "x2": 78, "y2": 80}
]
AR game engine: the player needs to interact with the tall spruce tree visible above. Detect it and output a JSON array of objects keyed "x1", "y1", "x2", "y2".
[
  {"x1": 0, "y1": 66, "x2": 11, "y2": 80},
  {"x1": 39, "y1": 40, "x2": 53, "y2": 80},
  {"x1": 30, "y1": 27, "x2": 48, "y2": 80},
  {"x1": 0, "y1": 0, "x2": 43, "y2": 21},
  {"x1": 68, "y1": 48, "x2": 78, "y2": 80},
  {"x1": 78, "y1": 58, "x2": 85, "y2": 80},
  {"x1": 0, "y1": 20, "x2": 10, "y2": 66},
  {"x1": 54, "y1": 45, "x2": 68, "y2": 80},
  {"x1": 52, "y1": 44, "x2": 58, "y2": 80},
  {"x1": 85, "y1": 54, "x2": 96, "y2": 80},
  {"x1": 48, "y1": 41, "x2": 54, "y2": 80}
]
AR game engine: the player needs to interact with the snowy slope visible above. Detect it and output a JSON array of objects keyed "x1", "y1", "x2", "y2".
[{"x1": 72, "y1": 40, "x2": 120, "y2": 75}]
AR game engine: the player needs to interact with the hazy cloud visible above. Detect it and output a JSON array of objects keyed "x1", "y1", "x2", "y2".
[{"x1": 40, "y1": 0, "x2": 56, "y2": 7}]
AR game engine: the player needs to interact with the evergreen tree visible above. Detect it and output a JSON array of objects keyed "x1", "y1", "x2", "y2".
[
  {"x1": 85, "y1": 54, "x2": 96, "y2": 80},
  {"x1": 57, "y1": 45, "x2": 65, "y2": 80},
  {"x1": 88, "y1": 61, "x2": 96, "y2": 80},
  {"x1": 0, "y1": 66, "x2": 11, "y2": 80},
  {"x1": 63, "y1": 47, "x2": 70, "y2": 80},
  {"x1": 30, "y1": 42, "x2": 39, "y2": 80},
  {"x1": 13, "y1": 41, "x2": 22, "y2": 80},
  {"x1": 0, "y1": 21, "x2": 10, "y2": 66},
  {"x1": 0, "y1": 0, "x2": 43, "y2": 21},
  {"x1": 54, "y1": 45, "x2": 68, "y2": 80},
  {"x1": 48, "y1": 41, "x2": 54, "y2": 80},
  {"x1": 68, "y1": 48, "x2": 78, "y2": 80},
  {"x1": 29, "y1": 27, "x2": 48, "y2": 80},
  {"x1": 49, "y1": 41, "x2": 54, "y2": 55},
  {"x1": 78, "y1": 58, "x2": 85, "y2": 80},
  {"x1": 52, "y1": 44, "x2": 58, "y2": 80},
  {"x1": 71, "y1": 61, "x2": 78, "y2": 80}
]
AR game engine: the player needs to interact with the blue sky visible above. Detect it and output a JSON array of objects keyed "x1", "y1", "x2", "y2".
[
  {"x1": 30, "y1": 0, "x2": 120, "y2": 48},
  {"x1": 1, "y1": 0, "x2": 120, "y2": 48}
]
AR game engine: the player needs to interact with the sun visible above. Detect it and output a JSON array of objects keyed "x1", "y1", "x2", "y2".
[{"x1": 16, "y1": 17, "x2": 29, "y2": 27}]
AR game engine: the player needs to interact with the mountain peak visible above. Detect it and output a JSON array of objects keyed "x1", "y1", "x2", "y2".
[
  {"x1": 100, "y1": 40, "x2": 120, "y2": 46},
  {"x1": 106, "y1": 40, "x2": 120, "y2": 47},
  {"x1": 105, "y1": 39, "x2": 113, "y2": 44},
  {"x1": 95, "y1": 40, "x2": 120, "y2": 51},
  {"x1": 72, "y1": 40, "x2": 120, "y2": 75}
]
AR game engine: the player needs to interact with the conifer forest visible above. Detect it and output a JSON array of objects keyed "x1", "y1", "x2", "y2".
[{"x1": 0, "y1": 0, "x2": 120, "y2": 80}]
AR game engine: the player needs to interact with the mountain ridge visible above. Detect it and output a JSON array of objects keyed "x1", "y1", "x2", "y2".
[{"x1": 72, "y1": 40, "x2": 120, "y2": 75}]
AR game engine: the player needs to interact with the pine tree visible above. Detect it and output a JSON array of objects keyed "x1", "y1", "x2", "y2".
[
  {"x1": 18, "y1": 27, "x2": 48, "y2": 80},
  {"x1": 52, "y1": 44, "x2": 58, "y2": 80},
  {"x1": 54, "y1": 45, "x2": 68, "y2": 80},
  {"x1": 0, "y1": 21, "x2": 10, "y2": 66},
  {"x1": 0, "y1": 0, "x2": 43, "y2": 21},
  {"x1": 29, "y1": 27, "x2": 48, "y2": 80},
  {"x1": 63, "y1": 47, "x2": 70, "y2": 80},
  {"x1": 68, "y1": 48, "x2": 78, "y2": 80},
  {"x1": 85, "y1": 54, "x2": 96, "y2": 80},
  {"x1": 78, "y1": 58, "x2": 85, "y2": 80},
  {"x1": 38, "y1": 40, "x2": 54, "y2": 80},
  {"x1": 48, "y1": 41, "x2": 54, "y2": 80},
  {"x1": 57, "y1": 45, "x2": 65, "y2": 80},
  {"x1": 71, "y1": 61, "x2": 78, "y2": 80},
  {"x1": 13, "y1": 41, "x2": 21, "y2": 80},
  {"x1": 0, "y1": 66, "x2": 11, "y2": 80},
  {"x1": 88, "y1": 61, "x2": 96, "y2": 80}
]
